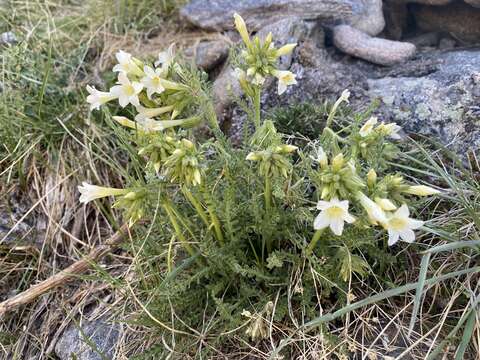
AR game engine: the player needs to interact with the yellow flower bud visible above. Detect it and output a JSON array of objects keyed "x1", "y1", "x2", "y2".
[
  {"x1": 375, "y1": 197, "x2": 397, "y2": 211},
  {"x1": 367, "y1": 169, "x2": 377, "y2": 187},
  {"x1": 332, "y1": 153, "x2": 345, "y2": 172},
  {"x1": 233, "y1": 13, "x2": 251, "y2": 46},
  {"x1": 246, "y1": 152, "x2": 261, "y2": 161},
  {"x1": 123, "y1": 191, "x2": 138, "y2": 200},
  {"x1": 404, "y1": 185, "x2": 441, "y2": 196},
  {"x1": 275, "y1": 43, "x2": 297, "y2": 57}
]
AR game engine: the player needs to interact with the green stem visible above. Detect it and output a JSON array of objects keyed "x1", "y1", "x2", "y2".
[
  {"x1": 163, "y1": 202, "x2": 196, "y2": 258},
  {"x1": 201, "y1": 186, "x2": 224, "y2": 246},
  {"x1": 253, "y1": 87, "x2": 261, "y2": 128},
  {"x1": 306, "y1": 229, "x2": 324, "y2": 255},
  {"x1": 264, "y1": 176, "x2": 273, "y2": 254},
  {"x1": 182, "y1": 186, "x2": 209, "y2": 227}
]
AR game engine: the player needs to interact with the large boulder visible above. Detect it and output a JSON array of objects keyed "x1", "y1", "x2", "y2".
[
  {"x1": 368, "y1": 50, "x2": 480, "y2": 153},
  {"x1": 180, "y1": 0, "x2": 357, "y2": 31}
]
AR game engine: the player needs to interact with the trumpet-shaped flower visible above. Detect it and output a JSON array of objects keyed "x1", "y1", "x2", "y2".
[
  {"x1": 112, "y1": 50, "x2": 143, "y2": 76},
  {"x1": 272, "y1": 70, "x2": 297, "y2": 95},
  {"x1": 357, "y1": 192, "x2": 387, "y2": 225},
  {"x1": 110, "y1": 73, "x2": 143, "y2": 108},
  {"x1": 359, "y1": 116, "x2": 378, "y2": 137},
  {"x1": 404, "y1": 185, "x2": 441, "y2": 196},
  {"x1": 78, "y1": 182, "x2": 129, "y2": 203},
  {"x1": 377, "y1": 122, "x2": 402, "y2": 139},
  {"x1": 135, "y1": 105, "x2": 174, "y2": 121},
  {"x1": 86, "y1": 85, "x2": 116, "y2": 111},
  {"x1": 314, "y1": 198, "x2": 355, "y2": 236},
  {"x1": 155, "y1": 43, "x2": 176, "y2": 69},
  {"x1": 141, "y1": 66, "x2": 166, "y2": 99},
  {"x1": 383, "y1": 204, "x2": 424, "y2": 246}
]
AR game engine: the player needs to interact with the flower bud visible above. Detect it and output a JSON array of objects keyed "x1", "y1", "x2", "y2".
[
  {"x1": 276, "y1": 144, "x2": 298, "y2": 154},
  {"x1": 331, "y1": 153, "x2": 345, "y2": 172},
  {"x1": 359, "y1": 116, "x2": 378, "y2": 137},
  {"x1": 375, "y1": 197, "x2": 397, "y2": 211},
  {"x1": 234, "y1": 13, "x2": 251, "y2": 46},
  {"x1": 275, "y1": 43, "x2": 297, "y2": 57},
  {"x1": 404, "y1": 185, "x2": 441, "y2": 196},
  {"x1": 367, "y1": 169, "x2": 377, "y2": 187},
  {"x1": 246, "y1": 152, "x2": 261, "y2": 161}
]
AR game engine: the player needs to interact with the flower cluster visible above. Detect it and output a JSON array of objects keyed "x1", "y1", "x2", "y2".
[
  {"x1": 310, "y1": 105, "x2": 441, "y2": 247},
  {"x1": 233, "y1": 13, "x2": 297, "y2": 95}
]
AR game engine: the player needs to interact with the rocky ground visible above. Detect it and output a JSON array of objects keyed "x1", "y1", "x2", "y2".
[{"x1": 1, "y1": 0, "x2": 479, "y2": 359}]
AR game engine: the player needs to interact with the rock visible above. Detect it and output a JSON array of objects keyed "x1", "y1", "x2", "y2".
[
  {"x1": 351, "y1": 0, "x2": 385, "y2": 36},
  {"x1": 412, "y1": 2, "x2": 480, "y2": 44},
  {"x1": 180, "y1": 0, "x2": 356, "y2": 32},
  {"x1": 438, "y1": 37, "x2": 457, "y2": 50},
  {"x1": 394, "y1": 0, "x2": 452, "y2": 4},
  {"x1": 383, "y1": 0, "x2": 407, "y2": 40},
  {"x1": 465, "y1": 0, "x2": 480, "y2": 8},
  {"x1": 333, "y1": 25, "x2": 416, "y2": 66},
  {"x1": 368, "y1": 50, "x2": 480, "y2": 153},
  {"x1": 184, "y1": 39, "x2": 229, "y2": 71},
  {"x1": 406, "y1": 32, "x2": 440, "y2": 48},
  {"x1": 55, "y1": 317, "x2": 120, "y2": 360},
  {"x1": 0, "y1": 31, "x2": 16, "y2": 45}
]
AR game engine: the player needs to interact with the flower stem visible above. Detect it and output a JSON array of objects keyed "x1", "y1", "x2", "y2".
[
  {"x1": 306, "y1": 229, "x2": 325, "y2": 256},
  {"x1": 182, "y1": 186, "x2": 209, "y2": 227},
  {"x1": 264, "y1": 176, "x2": 273, "y2": 254},
  {"x1": 253, "y1": 87, "x2": 261, "y2": 128},
  {"x1": 163, "y1": 201, "x2": 196, "y2": 258}
]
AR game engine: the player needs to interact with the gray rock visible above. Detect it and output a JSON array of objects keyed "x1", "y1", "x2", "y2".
[
  {"x1": 55, "y1": 318, "x2": 120, "y2": 360},
  {"x1": 333, "y1": 25, "x2": 416, "y2": 66},
  {"x1": 0, "y1": 32, "x2": 17, "y2": 45},
  {"x1": 184, "y1": 39, "x2": 229, "y2": 71},
  {"x1": 383, "y1": 0, "x2": 408, "y2": 40},
  {"x1": 180, "y1": 0, "x2": 357, "y2": 32},
  {"x1": 412, "y1": 2, "x2": 480, "y2": 44},
  {"x1": 368, "y1": 50, "x2": 480, "y2": 153},
  {"x1": 351, "y1": 0, "x2": 385, "y2": 36},
  {"x1": 465, "y1": 0, "x2": 480, "y2": 8}
]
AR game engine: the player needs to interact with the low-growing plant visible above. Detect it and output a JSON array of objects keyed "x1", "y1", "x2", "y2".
[{"x1": 79, "y1": 14, "x2": 445, "y2": 357}]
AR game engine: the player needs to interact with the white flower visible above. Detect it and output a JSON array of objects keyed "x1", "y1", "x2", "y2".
[
  {"x1": 110, "y1": 73, "x2": 143, "y2": 108},
  {"x1": 359, "y1": 116, "x2": 378, "y2": 137},
  {"x1": 78, "y1": 182, "x2": 128, "y2": 203},
  {"x1": 86, "y1": 85, "x2": 115, "y2": 111},
  {"x1": 311, "y1": 146, "x2": 328, "y2": 167},
  {"x1": 357, "y1": 192, "x2": 387, "y2": 225},
  {"x1": 135, "y1": 105, "x2": 174, "y2": 121},
  {"x1": 314, "y1": 198, "x2": 356, "y2": 236},
  {"x1": 404, "y1": 185, "x2": 441, "y2": 196},
  {"x1": 339, "y1": 89, "x2": 350, "y2": 103},
  {"x1": 154, "y1": 43, "x2": 176, "y2": 69},
  {"x1": 377, "y1": 122, "x2": 402, "y2": 139},
  {"x1": 141, "y1": 65, "x2": 166, "y2": 99},
  {"x1": 384, "y1": 204, "x2": 424, "y2": 246},
  {"x1": 272, "y1": 70, "x2": 297, "y2": 95},
  {"x1": 112, "y1": 50, "x2": 143, "y2": 76}
]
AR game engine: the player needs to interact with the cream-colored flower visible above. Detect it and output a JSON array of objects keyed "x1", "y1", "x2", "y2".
[
  {"x1": 311, "y1": 146, "x2": 328, "y2": 168},
  {"x1": 86, "y1": 85, "x2": 116, "y2": 111},
  {"x1": 384, "y1": 204, "x2": 424, "y2": 246},
  {"x1": 154, "y1": 43, "x2": 176, "y2": 70},
  {"x1": 404, "y1": 185, "x2": 441, "y2": 196},
  {"x1": 357, "y1": 192, "x2": 387, "y2": 225},
  {"x1": 233, "y1": 13, "x2": 251, "y2": 46},
  {"x1": 314, "y1": 198, "x2": 355, "y2": 236},
  {"x1": 339, "y1": 89, "x2": 350, "y2": 103},
  {"x1": 141, "y1": 65, "x2": 165, "y2": 99},
  {"x1": 135, "y1": 105, "x2": 174, "y2": 121},
  {"x1": 272, "y1": 70, "x2": 297, "y2": 95},
  {"x1": 78, "y1": 182, "x2": 129, "y2": 203},
  {"x1": 110, "y1": 73, "x2": 143, "y2": 108},
  {"x1": 112, "y1": 50, "x2": 143, "y2": 76},
  {"x1": 377, "y1": 122, "x2": 402, "y2": 139},
  {"x1": 275, "y1": 43, "x2": 297, "y2": 57},
  {"x1": 359, "y1": 116, "x2": 378, "y2": 137}
]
